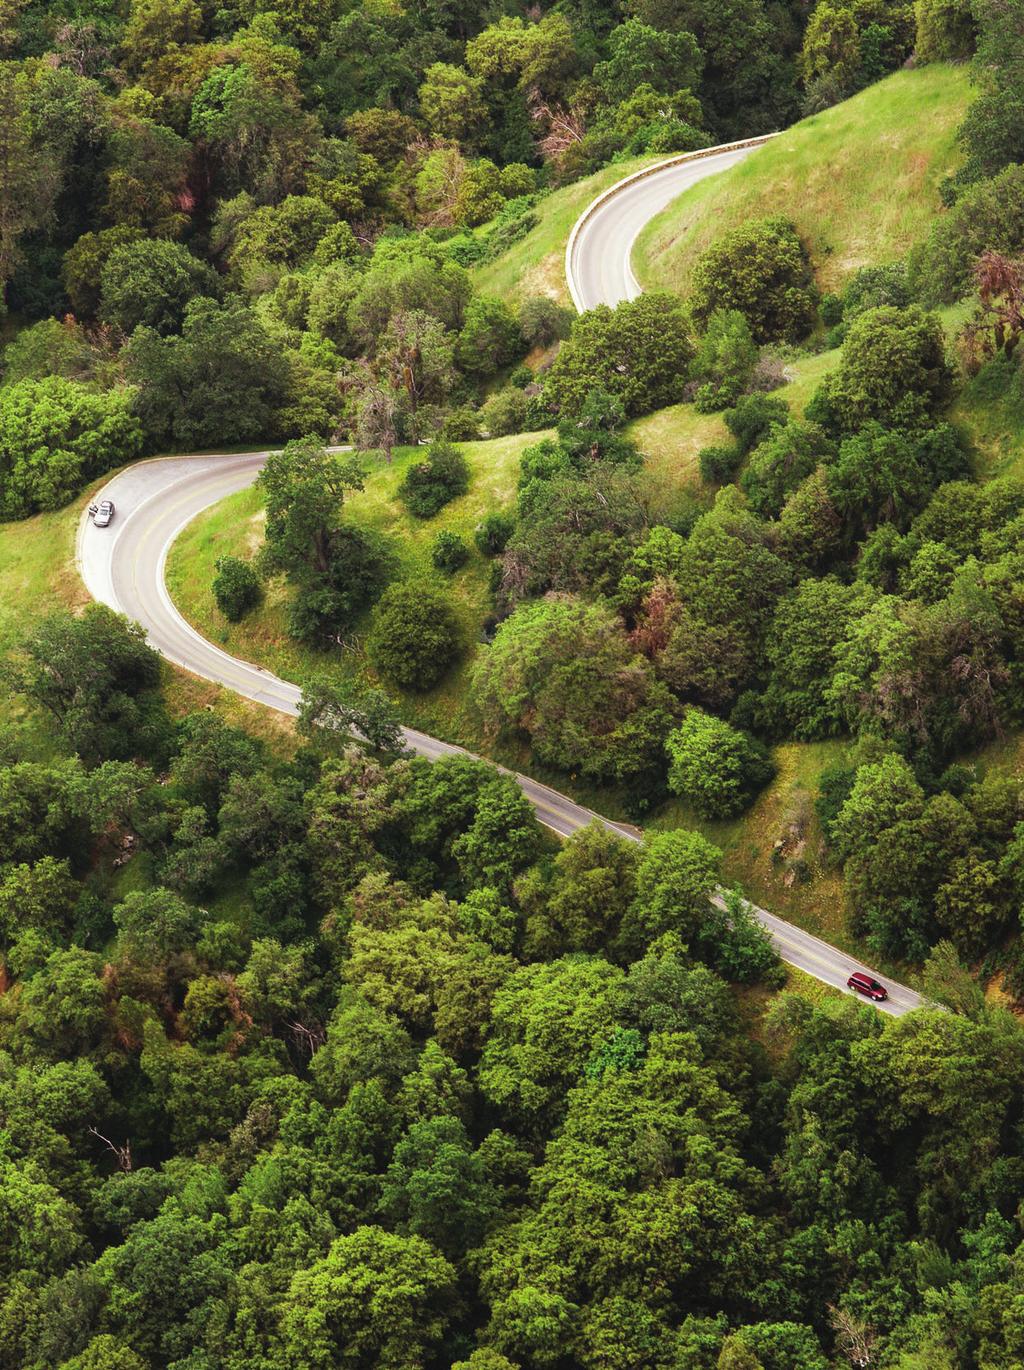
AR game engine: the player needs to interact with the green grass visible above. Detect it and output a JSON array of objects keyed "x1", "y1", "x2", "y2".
[
  {"x1": 634, "y1": 64, "x2": 974, "y2": 299},
  {"x1": 952, "y1": 354, "x2": 1024, "y2": 481},
  {"x1": 167, "y1": 434, "x2": 540, "y2": 755},
  {"x1": 0, "y1": 493, "x2": 93, "y2": 755},
  {"x1": 0, "y1": 501, "x2": 87, "y2": 653},
  {"x1": 471, "y1": 156, "x2": 660, "y2": 307}
]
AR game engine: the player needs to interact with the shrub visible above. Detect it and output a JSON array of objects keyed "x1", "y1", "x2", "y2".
[
  {"x1": 666, "y1": 708, "x2": 775, "y2": 818},
  {"x1": 499, "y1": 163, "x2": 536, "y2": 198},
  {"x1": 431, "y1": 530, "x2": 469, "y2": 573},
  {"x1": 544, "y1": 292, "x2": 694, "y2": 418},
  {"x1": 724, "y1": 393, "x2": 789, "y2": 454},
  {"x1": 398, "y1": 439, "x2": 470, "y2": 518},
  {"x1": 519, "y1": 296, "x2": 574, "y2": 348},
  {"x1": 440, "y1": 406, "x2": 481, "y2": 441},
  {"x1": 474, "y1": 511, "x2": 515, "y2": 556},
  {"x1": 689, "y1": 216, "x2": 817, "y2": 344},
  {"x1": 698, "y1": 444, "x2": 742, "y2": 485},
  {"x1": 479, "y1": 388, "x2": 528, "y2": 437},
  {"x1": 808, "y1": 305, "x2": 952, "y2": 433},
  {"x1": 842, "y1": 262, "x2": 911, "y2": 317},
  {"x1": 690, "y1": 309, "x2": 759, "y2": 412},
  {"x1": 212, "y1": 557, "x2": 263, "y2": 621},
  {"x1": 915, "y1": 0, "x2": 976, "y2": 62},
  {"x1": 367, "y1": 580, "x2": 461, "y2": 690},
  {"x1": 910, "y1": 165, "x2": 1024, "y2": 305}
]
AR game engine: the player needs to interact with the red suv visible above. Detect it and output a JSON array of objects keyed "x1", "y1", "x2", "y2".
[{"x1": 847, "y1": 971, "x2": 888, "y2": 1002}]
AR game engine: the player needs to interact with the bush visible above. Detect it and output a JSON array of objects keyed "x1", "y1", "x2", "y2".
[
  {"x1": 519, "y1": 296, "x2": 573, "y2": 349},
  {"x1": 910, "y1": 164, "x2": 1024, "y2": 305},
  {"x1": 440, "y1": 406, "x2": 481, "y2": 441},
  {"x1": 479, "y1": 388, "x2": 528, "y2": 437},
  {"x1": 499, "y1": 164, "x2": 536, "y2": 198},
  {"x1": 666, "y1": 708, "x2": 775, "y2": 817},
  {"x1": 808, "y1": 305, "x2": 952, "y2": 433},
  {"x1": 475, "y1": 511, "x2": 515, "y2": 556},
  {"x1": 544, "y1": 292, "x2": 694, "y2": 419},
  {"x1": 915, "y1": 0, "x2": 976, "y2": 62},
  {"x1": 398, "y1": 439, "x2": 470, "y2": 518},
  {"x1": 366, "y1": 580, "x2": 461, "y2": 690},
  {"x1": 431, "y1": 530, "x2": 469, "y2": 573},
  {"x1": 690, "y1": 309, "x2": 759, "y2": 412},
  {"x1": 212, "y1": 557, "x2": 263, "y2": 621},
  {"x1": 724, "y1": 393, "x2": 789, "y2": 454},
  {"x1": 698, "y1": 444, "x2": 742, "y2": 485},
  {"x1": 689, "y1": 216, "x2": 817, "y2": 344},
  {"x1": 843, "y1": 262, "x2": 911, "y2": 317}
]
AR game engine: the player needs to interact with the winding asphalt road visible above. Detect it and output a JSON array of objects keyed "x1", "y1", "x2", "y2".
[
  {"x1": 567, "y1": 144, "x2": 766, "y2": 311},
  {"x1": 75, "y1": 147, "x2": 926, "y2": 1017}
]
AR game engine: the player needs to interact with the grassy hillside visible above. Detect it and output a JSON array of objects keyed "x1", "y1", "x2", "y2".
[
  {"x1": 634, "y1": 64, "x2": 974, "y2": 299},
  {"x1": 470, "y1": 156, "x2": 658, "y2": 306},
  {"x1": 167, "y1": 434, "x2": 542, "y2": 760}
]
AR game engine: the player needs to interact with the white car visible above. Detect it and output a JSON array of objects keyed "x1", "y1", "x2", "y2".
[{"x1": 93, "y1": 499, "x2": 115, "y2": 528}]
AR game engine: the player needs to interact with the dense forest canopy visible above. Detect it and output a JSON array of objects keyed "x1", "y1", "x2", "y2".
[{"x1": 6, "y1": 0, "x2": 1024, "y2": 1367}]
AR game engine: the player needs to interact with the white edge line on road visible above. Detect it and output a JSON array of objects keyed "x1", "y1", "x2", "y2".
[{"x1": 563, "y1": 134, "x2": 779, "y2": 312}]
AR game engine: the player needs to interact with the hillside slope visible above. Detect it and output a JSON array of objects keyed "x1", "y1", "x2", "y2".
[
  {"x1": 470, "y1": 156, "x2": 658, "y2": 306},
  {"x1": 634, "y1": 64, "x2": 974, "y2": 298}
]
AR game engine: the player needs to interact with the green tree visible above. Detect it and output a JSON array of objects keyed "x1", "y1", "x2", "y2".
[
  {"x1": 99, "y1": 238, "x2": 219, "y2": 336},
  {"x1": 0, "y1": 856, "x2": 79, "y2": 948},
  {"x1": 594, "y1": 17, "x2": 703, "y2": 100},
  {"x1": 258, "y1": 439, "x2": 394, "y2": 645},
  {"x1": 478, "y1": 955, "x2": 629, "y2": 1122},
  {"x1": 280, "y1": 1226, "x2": 456, "y2": 1368},
  {"x1": 545, "y1": 292, "x2": 694, "y2": 419},
  {"x1": 689, "y1": 216, "x2": 817, "y2": 343},
  {"x1": 915, "y1": 0, "x2": 976, "y2": 62},
  {"x1": 472, "y1": 594, "x2": 674, "y2": 783},
  {"x1": 622, "y1": 828, "x2": 722, "y2": 951},
  {"x1": 9, "y1": 604, "x2": 168, "y2": 764},
  {"x1": 418, "y1": 62, "x2": 486, "y2": 141},
  {"x1": 211, "y1": 556, "x2": 262, "y2": 621},
  {"x1": 691, "y1": 308, "x2": 758, "y2": 411},
  {"x1": 808, "y1": 305, "x2": 952, "y2": 433},
  {"x1": 298, "y1": 675, "x2": 405, "y2": 754},
  {"x1": 379, "y1": 1115, "x2": 498, "y2": 1253},
  {"x1": 126, "y1": 297, "x2": 291, "y2": 450},
  {"x1": 0, "y1": 377, "x2": 143, "y2": 519},
  {"x1": 665, "y1": 709, "x2": 774, "y2": 818},
  {"x1": 457, "y1": 294, "x2": 523, "y2": 374},
  {"x1": 58, "y1": 1336, "x2": 148, "y2": 1370},
  {"x1": 522, "y1": 820, "x2": 639, "y2": 955},
  {"x1": 451, "y1": 779, "x2": 541, "y2": 894},
  {"x1": 366, "y1": 580, "x2": 462, "y2": 690}
]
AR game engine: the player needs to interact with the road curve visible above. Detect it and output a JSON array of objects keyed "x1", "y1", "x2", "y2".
[
  {"x1": 566, "y1": 143, "x2": 769, "y2": 312},
  {"x1": 74, "y1": 144, "x2": 928, "y2": 1016},
  {"x1": 76, "y1": 454, "x2": 925, "y2": 1015}
]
